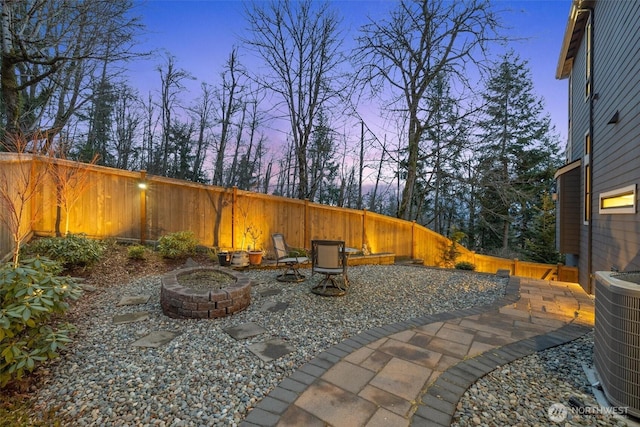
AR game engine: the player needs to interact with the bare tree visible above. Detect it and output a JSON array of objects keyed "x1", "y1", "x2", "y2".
[
  {"x1": 189, "y1": 82, "x2": 214, "y2": 183},
  {"x1": 224, "y1": 104, "x2": 246, "y2": 187},
  {"x1": 368, "y1": 135, "x2": 388, "y2": 212},
  {"x1": 353, "y1": 0, "x2": 501, "y2": 220},
  {"x1": 0, "y1": 0, "x2": 144, "y2": 149},
  {"x1": 262, "y1": 159, "x2": 273, "y2": 193},
  {"x1": 50, "y1": 151, "x2": 99, "y2": 236},
  {"x1": 0, "y1": 134, "x2": 52, "y2": 266},
  {"x1": 156, "y1": 54, "x2": 193, "y2": 175},
  {"x1": 212, "y1": 48, "x2": 246, "y2": 187},
  {"x1": 112, "y1": 84, "x2": 142, "y2": 170},
  {"x1": 141, "y1": 91, "x2": 158, "y2": 172},
  {"x1": 274, "y1": 140, "x2": 296, "y2": 197},
  {"x1": 235, "y1": 99, "x2": 268, "y2": 191},
  {"x1": 244, "y1": 0, "x2": 346, "y2": 200}
]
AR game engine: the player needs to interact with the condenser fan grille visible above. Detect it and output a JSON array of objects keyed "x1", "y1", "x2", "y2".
[{"x1": 594, "y1": 271, "x2": 640, "y2": 417}]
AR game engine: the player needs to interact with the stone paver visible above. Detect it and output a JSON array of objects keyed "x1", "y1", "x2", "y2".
[
  {"x1": 260, "y1": 301, "x2": 290, "y2": 313},
  {"x1": 369, "y1": 357, "x2": 433, "y2": 401},
  {"x1": 131, "y1": 330, "x2": 179, "y2": 348},
  {"x1": 116, "y1": 294, "x2": 151, "y2": 306},
  {"x1": 258, "y1": 288, "x2": 282, "y2": 297},
  {"x1": 367, "y1": 407, "x2": 409, "y2": 427},
  {"x1": 358, "y1": 384, "x2": 413, "y2": 417},
  {"x1": 322, "y1": 361, "x2": 376, "y2": 394},
  {"x1": 294, "y1": 380, "x2": 377, "y2": 426},
  {"x1": 112, "y1": 311, "x2": 149, "y2": 324},
  {"x1": 224, "y1": 321, "x2": 267, "y2": 340},
  {"x1": 240, "y1": 275, "x2": 595, "y2": 427},
  {"x1": 248, "y1": 338, "x2": 296, "y2": 362}
]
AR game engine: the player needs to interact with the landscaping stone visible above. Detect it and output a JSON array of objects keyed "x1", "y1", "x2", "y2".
[
  {"x1": 78, "y1": 283, "x2": 98, "y2": 292},
  {"x1": 130, "y1": 330, "x2": 179, "y2": 348},
  {"x1": 224, "y1": 322, "x2": 266, "y2": 340},
  {"x1": 248, "y1": 338, "x2": 295, "y2": 362},
  {"x1": 112, "y1": 311, "x2": 149, "y2": 325},
  {"x1": 258, "y1": 288, "x2": 282, "y2": 297},
  {"x1": 116, "y1": 294, "x2": 151, "y2": 306},
  {"x1": 259, "y1": 301, "x2": 289, "y2": 313}
]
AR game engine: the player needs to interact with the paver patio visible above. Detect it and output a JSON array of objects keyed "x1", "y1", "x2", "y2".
[{"x1": 241, "y1": 275, "x2": 594, "y2": 426}]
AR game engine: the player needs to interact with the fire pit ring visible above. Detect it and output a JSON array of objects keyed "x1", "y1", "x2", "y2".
[{"x1": 160, "y1": 266, "x2": 252, "y2": 319}]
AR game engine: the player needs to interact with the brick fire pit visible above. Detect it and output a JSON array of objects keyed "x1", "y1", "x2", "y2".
[{"x1": 160, "y1": 266, "x2": 252, "y2": 319}]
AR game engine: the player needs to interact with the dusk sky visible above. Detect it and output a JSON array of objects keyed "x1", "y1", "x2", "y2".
[{"x1": 131, "y1": 0, "x2": 572, "y2": 148}]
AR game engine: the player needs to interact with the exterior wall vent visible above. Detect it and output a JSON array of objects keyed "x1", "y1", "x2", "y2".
[{"x1": 594, "y1": 271, "x2": 640, "y2": 417}]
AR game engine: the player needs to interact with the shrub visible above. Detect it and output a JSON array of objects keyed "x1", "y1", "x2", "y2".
[
  {"x1": 157, "y1": 231, "x2": 198, "y2": 259},
  {"x1": 0, "y1": 257, "x2": 83, "y2": 387},
  {"x1": 127, "y1": 244, "x2": 146, "y2": 260},
  {"x1": 455, "y1": 261, "x2": 476, "y2": 271},
  {"x1": 288, "y1": 248, "x2": 308, "y2": 258},
  {"x1": 442, "y1": 230, "x2": 466, "y2": 268},
  {"x1": 23, "y1": 234, "x2": 105, "y2": 269}
]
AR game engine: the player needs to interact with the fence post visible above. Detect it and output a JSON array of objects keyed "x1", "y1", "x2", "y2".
[
  {"x1": 139, "y1": 170, "x2": 146, "y2": 244},
  {"x1": 362, "y1": 208, "x2": 367, "y2": 252},
  {"x1": 304, "y1": 199, "x2": 310, "y2": 248},
  {"x1": 412, "y1": 220, "x2": 416, "y2": 260},
  {"x1": 514, "y1": 258, "x2": 519, "y2": 276},
  {"x1": 232, "y1": 186, "x2": 238, "y2": 250},
  {"x1": 29, "y1": 157, "x2": 37, "y2": 235}
]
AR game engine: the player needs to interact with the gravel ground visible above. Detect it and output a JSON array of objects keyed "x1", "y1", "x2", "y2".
[
  {"x1": 31, "y1": 264, "x2": 607, "y2": 426},
  {"x1": 452, "y1": 331, "x2": 631, "y2": 427}
]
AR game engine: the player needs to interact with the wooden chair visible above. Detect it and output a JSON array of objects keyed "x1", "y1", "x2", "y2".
[
  {"x1": 271, "y1": 233, "x2": 309, "y2": 282},
  {"x1": 310, "y1": 240, "x2": 348, "y2": 296}
]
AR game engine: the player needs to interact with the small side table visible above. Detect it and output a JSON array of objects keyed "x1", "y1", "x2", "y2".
[{"x1": 344, "y1": 247, "x2": 359, "y2": 285}]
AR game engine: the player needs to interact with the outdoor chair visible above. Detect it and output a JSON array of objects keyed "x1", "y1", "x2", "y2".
[
  {"x1": 271, "y1": 233, "x2": 309, "y2": 282},
  {"x1": 310, "y1": 240, "x2": 348, "y2": 296}
]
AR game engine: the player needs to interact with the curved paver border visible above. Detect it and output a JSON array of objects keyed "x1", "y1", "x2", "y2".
[
  {"x1": 241, "y1": 274, "x2": 595, "y2": 427},
  {"x1": 413, "y1": 321, "x2": 592, "y2": 426}
]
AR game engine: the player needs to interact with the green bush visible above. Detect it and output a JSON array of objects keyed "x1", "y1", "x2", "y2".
[
  {"x1": 455, "y1": 261, "x2": 476, "y2": 271},
  {"x1": 127, "y1": 244, "x2": 146, "y2": 260},
  {"x1": 0, "y1": 257, "x2": 83, "y2": 387},
  {"x1": 442, "y1": 230, "x2": 466, "y2": 268},
  {"x1": 288, "y1": 248, "x2": 308, "y2": 258},
  {"x1": 23, "y1": 234, "x2": 105, "y2": 269},
  {"x1": 157, "y1": 231, "x2": 198, "y2": 259}
]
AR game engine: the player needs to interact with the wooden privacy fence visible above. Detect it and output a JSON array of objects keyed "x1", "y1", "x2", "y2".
[{"x1": 0, "y1": 154, "x2": 578, "y2": 282}]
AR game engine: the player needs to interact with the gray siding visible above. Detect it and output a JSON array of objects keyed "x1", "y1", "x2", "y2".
[
  {"x1": 557, "y1": 165, "x2": 581, "y2": 254},
  {"x1": 568, "y1": 19, "x2": 591, "y2": 288},
  {"x1": 590, "y1": 0, "x2": 640, "y2": 274},
  {"x1": 561, "y1": 0, "x2": 640, "y2": 291}
]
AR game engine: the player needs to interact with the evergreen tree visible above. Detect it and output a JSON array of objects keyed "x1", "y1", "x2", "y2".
[
  {"x1": 476, "y1": 51, "x2": 562, "y2": 256},
  {"x1": 77, "y1": 79, "x2": 117, "y2": 165},
  {"x1": 417, "y1": 73, "x2": 470, "y2": 236},
  {"x1": 112, "y1": 85, "x2": 142, "y2": 171},
  {"x1": 524, "y1": 192, "x2": 561, "y2": 264},
  {"x1": 308, "y1": 110, "x2": 339, "y2": 203},
  {"x1": 167, "y1": 121, "x2": 196, "y2": 180}
]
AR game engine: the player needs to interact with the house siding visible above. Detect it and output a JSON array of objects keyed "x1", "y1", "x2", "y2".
[
  {"x1": 560, "y1": 1, "x2": 640, "y2": 291},
  {"x1": 590, "y1": 0, "x2": 640, "y2": 275},
  {"x1": 567, "y1": 18, "x2": 590, "y2": 288},
  {"x1": 557, "y1": 165, "x2": 581, "y2": 255},
  {"x1": 559, "y1": 0, "x2": 640, "y2": 291}
]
